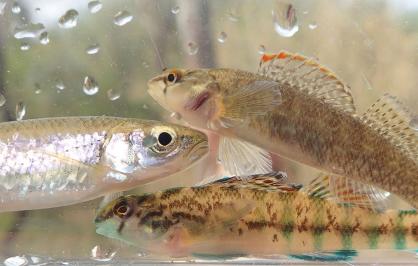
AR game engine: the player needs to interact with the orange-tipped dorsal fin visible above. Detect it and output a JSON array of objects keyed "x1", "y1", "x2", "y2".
[{"x1": 258, "y1": 51, "x2": 356, "y2": 114}]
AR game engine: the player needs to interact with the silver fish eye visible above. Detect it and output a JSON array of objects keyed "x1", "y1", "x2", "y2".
[{"x1": 157, "y1": 132, "x2": 173, "y2": 146}]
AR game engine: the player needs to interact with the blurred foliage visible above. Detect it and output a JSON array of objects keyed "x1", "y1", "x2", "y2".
[{"x1": 0, "y1": 0, "x2": 416, "y2": 261}]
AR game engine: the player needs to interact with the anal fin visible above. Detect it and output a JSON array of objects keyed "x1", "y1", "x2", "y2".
[{"x1": 289, "y1": 249, "x2": 357, "y2": 262}]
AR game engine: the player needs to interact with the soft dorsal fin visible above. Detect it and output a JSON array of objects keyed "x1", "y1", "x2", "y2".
[
  {"x1": 210, "y1": 172, "x2": 302, "y2": 192},
  {"x1": 258, "y1": 51, "x2": 356, "y2": 114},
  {"x1": 360, "y1": 93, "x2": 418, "y2": 163},
  {"x1": 304, "y1": 175, "x2": 390, "y2": 212}
]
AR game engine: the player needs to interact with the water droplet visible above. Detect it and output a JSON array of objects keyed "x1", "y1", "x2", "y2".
[
  {"x1": 0, "y1": 93, "x2": 6, "y2": 107},
  {"x1": 217, "y1": 31, "x2": 227, "y2": 43},
  {"x1": 82, "y1": 76, "x2": 99, "y2": 95},
  {"x1": 0, "y1": 1, "x2": 7, "y2": 15},
  {"x1": 90, "y1": 245, "x2": 117, "y2": 262},
  {"x1": 308, "y1": 23, "x2": 317, "y2": 30},
  {"x1": 39, "y1": 31, "x2": 49, "y2": 45},
  {"x1": 107, "y1": 88, "x2": 120, "y2": 101},
  {"x1": 170, "y1": 112, "x2": 182, "y2": 120},
  {"x1": 272, "y1": 3, "x2": 299, "y2": 38},
  {"x1": 34, "y1": 83, "x2": 42, "y2": 94},
  {"x1": 171, "y1": 6, "x2": 180, "y2": 15},
  {"x1": 58, "y1": 9, "x2": 79, "y2": 29},
  {"x1": 11, "y1": 2, "x2": 21, "y2": 14},
  {"x1": 258, "y1": 45, "x2": 266, "y2": 55},
  {"x1": 227, "y1": 10, "x2": 239, "y2": 22},
  {"x1": 88, "y1": 0, "x2": 102, "y2": 14},
  {"x1": 20, "y1": 42, "x2": 30, "y2": 51},
  {"x1": 113, "y1": 11, "x2": 133, "y2": 26},
  {"x1": 86, "y1": 44, "x2": 100, "y2": 55},
  {"x1": 409, "y1": 116, "x2": 418, "y2": 131},
  {"x1": 56, "y1": 79, "x2": 65, "y2": 91},
  {"x1": 14, "y1": 23, "x2": 45, "y2": 39},
  {"x1": 187, "y1": 41, "x2": 198, "y2": 55},
  {"x1": 16, "y1": 101, "x2": 26, "y2": 121},
  {"x1": 4, "y1": 256, "x2": 28, "y2": 266}
]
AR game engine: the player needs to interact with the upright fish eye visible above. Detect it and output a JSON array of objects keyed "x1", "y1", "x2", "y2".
[
  {"x1": 166, "y1": 71, "x2": 181, "y2": 84},
  {"x1": 158, "y1": 132, "x2": 173, "y2": 146}
]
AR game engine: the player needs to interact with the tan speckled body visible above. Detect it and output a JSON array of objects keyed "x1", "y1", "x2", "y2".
[{"x1": 95, "y1": 174, "x2": 418, "y2": 257}]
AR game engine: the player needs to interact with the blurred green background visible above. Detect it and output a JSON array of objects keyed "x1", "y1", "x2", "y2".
[{"x1": 0, "y1": 0, "x2": 417, "y2": 263}]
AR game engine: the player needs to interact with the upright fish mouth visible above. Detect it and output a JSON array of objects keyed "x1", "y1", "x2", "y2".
[{"x1": 185, "y1": 91, "x2": 211, "y2": 111}]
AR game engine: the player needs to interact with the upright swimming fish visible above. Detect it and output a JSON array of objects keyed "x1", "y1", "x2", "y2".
[
  {"x1": 147, "y1": 51, "x2": 418, "y2": 207},
  {"x1": 0, "y1": 116, "x2": 208, "y2": 212},
  {"x1": 95, "y1": 172, "x2": 418, "y2": 260}
]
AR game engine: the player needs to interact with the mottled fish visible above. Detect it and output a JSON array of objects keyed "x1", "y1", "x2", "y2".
[
  {"x1": 95, "y1": 172, "x2": 418, "y2": 260},
  {"x1": 0, "y1": 116, "x2": 208, "y2": 211},
  {"x1": 147, "y1": 51, "x2": 418, "y2": 207}
]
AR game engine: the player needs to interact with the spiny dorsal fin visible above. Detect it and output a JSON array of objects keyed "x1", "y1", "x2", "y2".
[
  {"x1": 258, "y1": 51, "x2": 355, "y2": 114},
  {"x1": 360, "y1": 93, "x2": 418, "y2": 163},
  {"x1": 304, "y1": 175, "x2": 390, "y2": 212},
  {"x1": 211, "y1": 172, "x2": 302, "y2": 192}
]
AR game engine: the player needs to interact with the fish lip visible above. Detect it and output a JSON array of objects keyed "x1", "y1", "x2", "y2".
[{"x1": 185, "y1": 91, "x2": 211, "y2": 111}]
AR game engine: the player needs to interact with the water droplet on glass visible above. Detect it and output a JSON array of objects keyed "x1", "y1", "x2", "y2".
[
  {"x1": 0, "y1": 93, "x2": 6, "y2": 107},
  {"x1": 16, "y1": 101, "x2": 26, "y2": 121},
  {"x1": 187, "y1": 41, "x2": 198, "y2": 55},
  {"x1": 88, "y1": 0, "x2": 102, "y2": 14},
  {"x1": 409, "y1": 116, "x2": 418, "y2": 131},
  {"x1": 308, "y1": 23, "x2": 317, "y2": 30},
  {"x1": 113, "y1": 11, "x2": 133, "y2": 26},
  {"x1": 39, "y1": 31, "x2": 49, "y2": 45},
  {"x1": 58, "y1": 9, "x2": 79, "y2": 29},
  {"x1": 217, "y1": 31, "x2": 227, "y2": 43},
  {"x1": 107, "y1": 88, "x2": 120, "y2": 101},
  {"x1": 20, "y1": 42, "x2": 30, "y2": 51},
  {"x1": 171, "y1": 6, "x2": 180, "y2": 15},
  {"x1": 34, "y1": 83, "x2": 42, "y2": 94},
  {"x1": 14, "y1": 23, "x2": 45, "y2": 39},
  {"x1": 11, "y1": 2, "x2": 21, "y2": 14},
  {"x1": 170, "y1": 112, "x2": 182, "y2": 120},
  {"x1": 4, "y1": 256, "x2": 28, "y2": 266},
  {"x1": 90, "y1": 245, "x2": 117, "y2": 262},
  {"x1": 272, "y1": 3, "x2": 299, "y2": 38},
  {"x1": 83, "y1": 76, "x2": 99, "y2": 96},
  {"x1": 227, "y1": 10, "x2": 239, "y2": 22},
  {"x1": 56, "y1": 79, "x2": 65, "y2": 91},
  {"x1": 0, "y1": 1, "x2": 7, "y2": 15},
  {"x1": 86, "y1": 44, "x2": 100, "y2": 55},
  {"x1": 258, "y1": 45, "x2": 266, "y2": 55}
]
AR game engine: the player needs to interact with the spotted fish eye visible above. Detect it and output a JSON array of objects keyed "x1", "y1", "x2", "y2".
[{"x1": 113, "y1": 200, "x2": 131, "y2": 219}]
